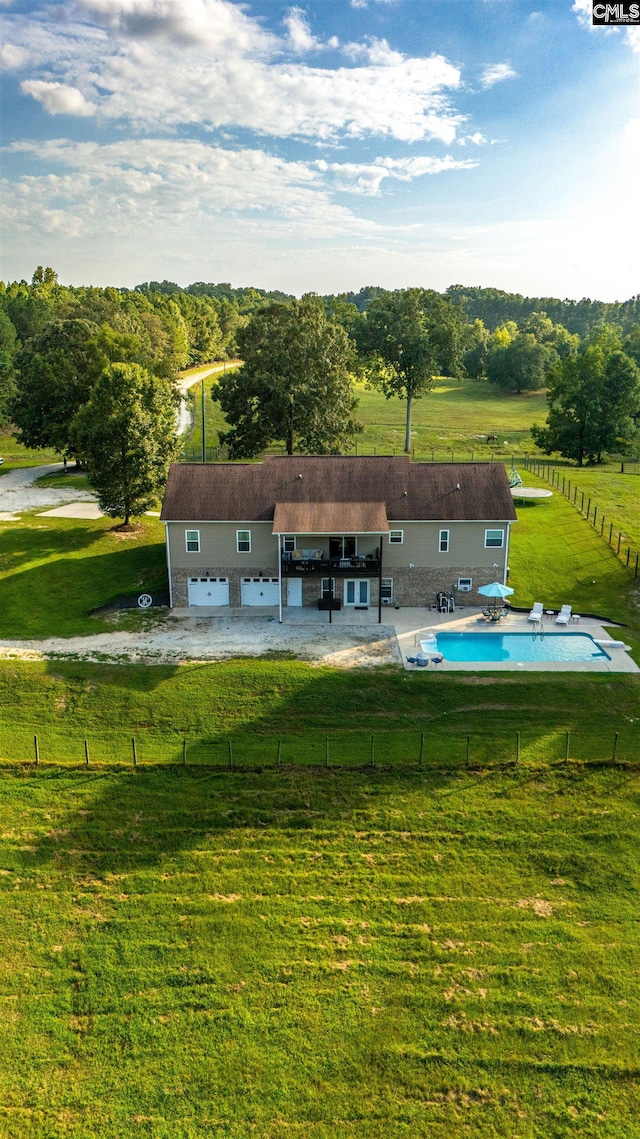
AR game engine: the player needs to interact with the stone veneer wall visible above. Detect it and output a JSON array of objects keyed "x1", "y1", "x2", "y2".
[
  {"x1": 172, "y1": 565, "x2": 502, "y2": 609},
  {"x1": 171, "y1": 566, "x2": 278, "y2": 608}
]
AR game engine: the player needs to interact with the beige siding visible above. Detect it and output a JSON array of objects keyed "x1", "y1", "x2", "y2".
[
  {"x1": 168, "y1": 521, "x2": 277, "y2": 569},
  {"x1": 383, "y1": 522, "x2": 508, "y2": 570}
]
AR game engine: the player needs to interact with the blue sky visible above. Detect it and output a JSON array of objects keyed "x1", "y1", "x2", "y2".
[{"x1": 1, "y1": 0, "x2": 638, "y2": 299}]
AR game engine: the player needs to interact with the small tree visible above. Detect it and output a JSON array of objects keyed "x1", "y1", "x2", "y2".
[
  {"x1": 213, "y1": 296, "x2": 362, "y2": 457},
  {"x1": 73, "y1": 362, "x2": 179, "y2": 526},
  {"x1": 532, "y1": 342, "x2": 640, "y2": 465},
  {"x1": 356, "y1": 289, "x2": 463, "y2": 452}
]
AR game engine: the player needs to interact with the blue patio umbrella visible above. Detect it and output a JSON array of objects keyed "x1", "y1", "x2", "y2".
[{"x1": 478, "y1": 581, "x2": 514, "y2": 611}]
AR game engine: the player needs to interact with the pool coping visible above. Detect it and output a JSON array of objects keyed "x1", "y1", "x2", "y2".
[{"x1": 393, "y1": 608, "x2": 639, "y2": 673}]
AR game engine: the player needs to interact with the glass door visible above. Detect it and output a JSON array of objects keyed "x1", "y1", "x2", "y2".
[{"x1": 344, "y1": 579, "x2": 369, "y2": 606}]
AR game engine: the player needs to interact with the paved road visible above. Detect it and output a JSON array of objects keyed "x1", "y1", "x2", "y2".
[
  {"x1": 0, "y1": 463, "x2": 95, "y2": 515},
  {"x1": 176, "y1": 362, "x2": 239, "y2": 436}
]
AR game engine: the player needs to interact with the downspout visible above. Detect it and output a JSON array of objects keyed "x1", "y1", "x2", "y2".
[
  {"x1": 378, "y1": 534, "x2": 383, "y2": 624},
  {"x1": 165, "y1": 522, "x2": 173, "y2": 609},
  {"x1": 503, "y1": 522, "x2": 511, "y2": 586},
  {"x1": 278, "y1": 533, "x2": 283, "y2": 624}
]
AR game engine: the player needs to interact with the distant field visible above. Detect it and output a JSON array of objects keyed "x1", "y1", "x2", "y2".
[
  {"x1": 1, "y1": 763, "x2": 639, "y2": 1137},
  {"x1": 183, "y1": 375, "x2": 549, "y2": 462}
]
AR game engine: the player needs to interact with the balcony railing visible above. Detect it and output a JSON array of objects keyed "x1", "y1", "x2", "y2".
[{"x1": 281, "y1": 557, "x2": 380, "y2": 576}]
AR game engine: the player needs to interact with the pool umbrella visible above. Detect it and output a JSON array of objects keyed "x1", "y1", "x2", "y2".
[{"x1": 478, "y1": 581, "x2": 514, "y2": 612}]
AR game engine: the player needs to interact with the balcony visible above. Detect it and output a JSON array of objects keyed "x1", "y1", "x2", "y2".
[{"x1": 281, "y1": 557, "x2": 380, "y2": 576}]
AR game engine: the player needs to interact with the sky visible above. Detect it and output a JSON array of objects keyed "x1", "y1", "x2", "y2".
[{"x1": 0, "y1": 0, "x2": 638, "y2": 300}]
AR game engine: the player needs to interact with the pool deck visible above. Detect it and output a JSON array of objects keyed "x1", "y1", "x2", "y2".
[{"x1": 393, "y1": 607, "x2": 639, "y2": 673}]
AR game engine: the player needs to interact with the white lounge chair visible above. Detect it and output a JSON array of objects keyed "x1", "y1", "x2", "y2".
[
  {"x1": 556, "y1": 604, "x2": 572, "y2": 625},
  {"x1": 528, "y1": 602, "x2": 543, "y2": 624}
]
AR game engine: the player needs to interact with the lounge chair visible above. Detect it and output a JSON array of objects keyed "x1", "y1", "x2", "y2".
[
  {"x1": 528, "y1": 602, "x2": 543, "y2": 624},
  {"x1": 555, "y1": 604, "x2": 572, "y2": 625}
]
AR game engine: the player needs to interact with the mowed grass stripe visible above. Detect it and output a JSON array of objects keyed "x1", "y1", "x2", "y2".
[{"x1": 0, "y1": 766, "x2": 639, "y2": 1136}]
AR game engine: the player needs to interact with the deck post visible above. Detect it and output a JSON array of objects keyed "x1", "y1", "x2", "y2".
[{"x1": 378, "y1": 534, "x2": 383, "y2": 623}]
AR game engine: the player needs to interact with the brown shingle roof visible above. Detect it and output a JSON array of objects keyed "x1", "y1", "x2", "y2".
[
  {"x1": 160, "y1": 456, "x2": 517, "y2": 523},
  {"x1": 273, "y1": 501, "x2": 389, "y2": 534}
]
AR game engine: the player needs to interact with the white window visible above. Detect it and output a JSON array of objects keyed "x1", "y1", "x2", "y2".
[
  {"x1": 236, "y1": 529, "x2": 251, "y2": 553},
  {"x1": 381, "y1": 577, "x2": 393, "y2": 603},
  {"x1": 485, "y1": 529, "x2": 504, "y2": 548},
  {"x1": 283, "y1": 535, "x2": 296, "y2": 553},
  {"x1": 185, "y1": 529, "x2": 200, "y2": 553},
  {"x1": 439, "y1": 529, "x2": 450, "y2": 553},
  {"x1": 389, "y1": 530, "x2": 403, "y2": 544}
]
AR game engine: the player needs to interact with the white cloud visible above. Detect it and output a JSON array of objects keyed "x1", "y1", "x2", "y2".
[
  {"x1": 77, "y1": 0, "x2": 275, "y2": 53},
  {"x1": 317, "y1": 154, "x2": 478, "y2": 194},
  {"x1": 343, "y1": 37, "x2": 404, "y2": 65},
  {"x1": 0, "y1": 42, "x2": 29, "y2": 68},
  {"x1": 480, "y1": 63, "x2": 516, "y2": 88},
  {"x1": 283, "y1": 7, "x2": 319, "y2": 53},
  {"x1": 572, "y1": 0, "x2": 639, "y2": 50},
  {"x1": 20, "y1": 81, "x2": 96, "y2": 116}
]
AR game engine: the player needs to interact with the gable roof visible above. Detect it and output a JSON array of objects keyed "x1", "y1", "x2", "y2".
[
  {"x1": 160, "y1": 456, "x2": 517, "y2": 524},
  {"x1": 273, "y1": 500, "x2": 389, "y2": 535}
]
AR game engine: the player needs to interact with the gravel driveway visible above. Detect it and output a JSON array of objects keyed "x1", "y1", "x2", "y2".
[
  {"x1": 0, "y1": 463, "x2": 96, "y2": 516},
  {"x1": 0, "y1": 616, "x2": 401, "y2": 668}
]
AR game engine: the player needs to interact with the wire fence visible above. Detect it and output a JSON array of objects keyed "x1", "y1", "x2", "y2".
[
  {"x1": 524, "y1": 456, "x2": 639, "y2": 578},
  {"x1": 4, "y1": 726, "x2": 635, "y2": 772}
]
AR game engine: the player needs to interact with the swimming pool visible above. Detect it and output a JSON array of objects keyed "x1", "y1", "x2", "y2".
[{"x1": 432, "y1": 632, "x2": 611, "y2": 663}]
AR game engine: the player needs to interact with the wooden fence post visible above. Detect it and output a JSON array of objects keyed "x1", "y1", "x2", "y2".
[
  {"x1": 84, "y1": 740, "x2": 89, "y2": 767},
  {"x1": 612, "y1": 732, "x2": 619, "y2": 762},
  {"x1": 370, "y1": 733, "x2": 375, "y2": 767},
  {"x1": 609, "y1": 522, "x2": 613, "y2": 544},
  {"x1": 419, "y1": 732, "x2": 424, "y2": 767},
  {"x1": 228, "y1": 740, "x2": 233, "y2": 770},
  {"x1": 277, "y1": 738, "x2": 282, "y2": 766},
  {"x1": 466, "y1": 734, "x2": 471, "y2": 769},
  {"x1": 182, "y1": 738, "x2": 187, "y2": 765},
  {"x1": 132, "y1": 737, "x2": 137, "y2": 767},
  {"x1": 325, "y1": 736, "x2": 330, "y2": 767},
  {"x1": 516, "y1": 731, "x2": 520, "y2": 766},
  {"x1": 617, "y1": 532, "x2": 622, "y2": 556},
  {"x1": 34, "y1": 734, "x2": 39, "y2": 767},
  {"x1": 565, "y1": 731, "x2": 570, "y2": 763}
]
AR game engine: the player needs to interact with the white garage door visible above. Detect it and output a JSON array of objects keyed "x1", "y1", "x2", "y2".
[
  {"x1": 241, "y1": 577, "x2": 280, "y2": 606},
  {"x1": 187, "y1": 577, "x2": 229, "y2": 606}
]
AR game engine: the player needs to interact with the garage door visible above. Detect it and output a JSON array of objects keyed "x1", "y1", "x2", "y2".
[
  {"x1": 241, "y1": 577, "x2": 280, "y2": 606},
  {"x1": 187, "y1": 577, "x2": 229, "y2": 606}
]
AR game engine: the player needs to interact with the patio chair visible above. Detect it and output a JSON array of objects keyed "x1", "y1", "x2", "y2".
[
  {"x1": 556, "y1": 604, "x2": 572, "y2": 625},
  {"x1": 528, "y1": 602, "x2": 543, "y2": 624}
]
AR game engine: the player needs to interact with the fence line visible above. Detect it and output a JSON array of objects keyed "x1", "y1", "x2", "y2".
[
  {"x1": 524, "y1": 456, "x2": 639, "y2": 578},
  {"x1": 4, "y1": 727, "x2": 636, "y2": 772}
]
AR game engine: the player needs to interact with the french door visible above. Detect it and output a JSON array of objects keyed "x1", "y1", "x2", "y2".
[{"x1": 344, "y1": 579, "x2": 369, "y2": 607}]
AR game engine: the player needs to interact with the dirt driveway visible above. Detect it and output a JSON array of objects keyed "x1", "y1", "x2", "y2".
[{"x1": 0, "y1": 615, "x2": 401, "y2": 668}]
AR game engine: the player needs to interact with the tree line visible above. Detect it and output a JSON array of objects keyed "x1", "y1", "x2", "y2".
[{"x1": 1, "y1": 269, "x2": 640, "y2": 526}]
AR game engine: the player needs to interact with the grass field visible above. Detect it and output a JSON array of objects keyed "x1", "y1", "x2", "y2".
[
  {"x1": 33, "y1": 471, "x2": 92, "y2": 491},
  {"x1": 184, "y1": 375, "x2": 549, "y2": 463},
  {"x1": 0, "y1": 762, "x2": 639, "y2": 1137},
  {"x1": 528, "y1": 466, "x2": 640, "y2": 556},
  {"x1": 0, "y1": 513, "x2": 166, "y2": 638}
]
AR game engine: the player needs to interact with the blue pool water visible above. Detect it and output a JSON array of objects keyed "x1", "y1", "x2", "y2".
[{"x1": 435, "y1": 632, "x2": 610, "y2": 663}]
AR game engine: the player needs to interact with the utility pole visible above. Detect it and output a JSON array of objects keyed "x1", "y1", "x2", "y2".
[{"x1": 201, "y1": 376, "x2": 206, "y2": 463}]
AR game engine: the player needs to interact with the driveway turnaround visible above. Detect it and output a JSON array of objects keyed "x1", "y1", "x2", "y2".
[{"x1": 0, "y1": 464, "x2": 96, "y2": 514}]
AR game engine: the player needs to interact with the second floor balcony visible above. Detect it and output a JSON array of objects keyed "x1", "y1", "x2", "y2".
[{"x1": 281, "y1": 555, "x2": 380, "y2": 576}]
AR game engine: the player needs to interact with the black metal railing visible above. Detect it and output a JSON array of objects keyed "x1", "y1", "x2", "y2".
[{"x1": 281, "y1": 557, "x2": 380, "y2": 576}]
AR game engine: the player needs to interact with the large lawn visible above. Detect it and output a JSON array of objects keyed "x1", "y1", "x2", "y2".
[
  {"x1": 0, "y1": 763, "x2": 639, "y2": 1137},
  {"x1": 528, "y1": 466, "x2": 640, "y2": 556},
  {"x1": 0, "y1": 513, "x2": 166, "y2": 638},
  {"x1": 185, "y1": 375, "x2": 548, "y2": 462}
]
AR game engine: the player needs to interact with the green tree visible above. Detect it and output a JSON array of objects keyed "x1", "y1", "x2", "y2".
[
  {"x1": 12, "y1": 318, "x2": 99, "y2": 453},
  {"x1": 0, "y1": 309, "x2": 19, "y2": 426},
  {"x1": 486, "y1": 332, "x2": 551, "y2": 394},
  {"x1": 73, "y1": 362, "x2": 179, "y2": 526},
  {"x1": 532, "y1": 342, "x2": 640, "y2": 465},
  {"x1": 213, "y1": 296, "x2": 362, "y2": 458},
  {"x1": 356, "y1": 288, "x2": 463, "y2": 452},
  {"x1": 462, "y1": 319, "x2": 490, "y2": 379}
]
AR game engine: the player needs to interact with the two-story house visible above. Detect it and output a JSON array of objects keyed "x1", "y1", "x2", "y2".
[{"x1": 160, "y1": 455, "x2": 517, "y2": 619}]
